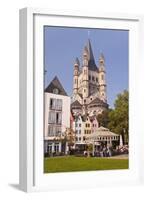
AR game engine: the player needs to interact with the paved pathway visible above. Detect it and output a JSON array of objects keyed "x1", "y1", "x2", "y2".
[{"x1": 108, "y1": 154, "x2": 128, "y2": 159}]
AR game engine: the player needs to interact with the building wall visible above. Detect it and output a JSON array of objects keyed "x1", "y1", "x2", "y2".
[
  {"x1": 91, "y1": 118, "x2": 99, "y2": 133},
  {"x1": 73, "y1": 116, "x2": 85, "y2": 144},
  {"x1": 44, "y1": 92, "x2": 70, "y2": 141}
]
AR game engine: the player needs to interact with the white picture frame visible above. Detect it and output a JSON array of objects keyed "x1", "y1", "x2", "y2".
[{"x1": 19, "y1": 7, "x2": 144, "y2": 192}]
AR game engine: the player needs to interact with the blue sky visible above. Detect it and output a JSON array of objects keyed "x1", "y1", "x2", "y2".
[{"x1": 44, "y1": 26, "x2": 128, "y2": 108}]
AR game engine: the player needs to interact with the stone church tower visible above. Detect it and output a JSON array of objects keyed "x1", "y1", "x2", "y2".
[{"x1": 71, "y1": 39, "x2": 108, "y2": 116}]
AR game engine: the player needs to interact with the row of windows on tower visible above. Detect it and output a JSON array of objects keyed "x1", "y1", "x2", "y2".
[
  {"x1": 89, "y1": 75, "x2": 98, "y2": 82},
  {"x1": 74, "y1": 75, "x2": 104, "y2": 84}
]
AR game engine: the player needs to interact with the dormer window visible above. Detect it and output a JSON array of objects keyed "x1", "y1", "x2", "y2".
[{"x1": 53, "y1": 88, "x2": 59, "y2": 94}]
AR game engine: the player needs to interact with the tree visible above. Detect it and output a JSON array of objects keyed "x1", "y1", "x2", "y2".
[
  {"x1": 108, "y1": 90, "x2": 129, "y2": 144},
  {"x1": 86, "y1": 143, "x2": 93, "y2": 157},
  {"x1": 63, "y1": 128, "x2": 76, "y2": 154},
  {"x1": 97, "y1": 109, "x2": 111, "y2": 127}
]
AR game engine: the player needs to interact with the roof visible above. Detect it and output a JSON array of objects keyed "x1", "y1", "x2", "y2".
[
  {"x1": 45, "y1": 76, "x2": 68, "y2": 96},
  {"x1": 86, "y1": 126, "x2": 119, "y2": 138},
  {"x1": 99, "y1": 53, "x2": 105, "y2": 61},
  {"x1": 88, "y1": 97, "x2": 107, "y2": 107},
  {"x1": 84, "y1": 39, "x2": 98, "y2": 71},
  {"x1": 71, "y1": 100, "x2": 82, "y2": 108},
  {"x1": 89, "y1": 115, "x2": 97, "y2": 122},
  {"x1": 81, "y1": 114, "x2": 88, "y2": 122},
  {"x1": 75, "y1": 57, "x2": 80, "y2": 66}
]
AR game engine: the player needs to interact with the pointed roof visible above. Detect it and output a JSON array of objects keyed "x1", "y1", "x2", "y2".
[
  {"x1": 85, "y1": 39, "x2": 98, "y2": 71},
  {"x1": 86, "y1": 126, "x2": 119, "y2": 138},
  {"x1": 88, "y1": 97, "x2": 108, "y2": 107},
  {"x1": 75, "y1": 57, "x2": 80, "y2": 66},
  {"x1": 71, "y1": 100, "x2": 82, "y2": 108},
  {"x1": 99, "y1": 52, "x2": 105, "y2": 61},
  {"x1": 45, "y1": 76, "x2": 68, "y2": 96}
]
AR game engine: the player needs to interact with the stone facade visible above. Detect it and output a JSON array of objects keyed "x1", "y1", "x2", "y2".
[{"x1": 71, "y1": 39, "x2": 108, "y2": 116}]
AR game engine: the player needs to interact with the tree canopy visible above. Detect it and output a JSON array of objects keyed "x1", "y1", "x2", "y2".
[
  {"x1": 108, "y1": 90, "x2": 129, "y2": 143},
  {"x1": 97, "y1": 90, "x2": 129, "y2": 144}
]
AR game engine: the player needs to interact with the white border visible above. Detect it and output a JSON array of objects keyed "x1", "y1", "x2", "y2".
[{"x1": 19, "y1": 8, "x2": 144, "y2": 192}]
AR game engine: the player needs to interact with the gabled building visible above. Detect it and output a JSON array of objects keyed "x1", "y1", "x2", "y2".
[
  {"x1": 73, "y1": 115, "x2": 84, "y2": 146},
  {"x1": 44, "y1": 76, "x2": 70, "y2": 155},
  {"x1": 72, "y1": 113, "x2": 100, "y2": 150},
  {"x1": 89, "y1": 116, "x2": 99, "y2": 133}
]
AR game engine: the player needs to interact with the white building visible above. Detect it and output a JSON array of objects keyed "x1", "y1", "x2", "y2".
[
  {"x1": 44, "y1": 76, "x2": 70, "y2": 155},
  {"x1": 73, "y1": 115, "x2": 84, "y2": 146},
  {"x1": 86, "y1": 126, "x2": 119, "y2": 151}
]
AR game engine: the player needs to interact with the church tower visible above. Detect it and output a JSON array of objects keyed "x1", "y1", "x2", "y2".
[
  {"x1": 73, "y1": 57, "x2": 79, "y2": 95},
  {"x1": 82, "y1": 46, "x2": 89, "y2": 99},
  {"x1": 98, "y1": 53, "x2": 107, "y2": 102}
]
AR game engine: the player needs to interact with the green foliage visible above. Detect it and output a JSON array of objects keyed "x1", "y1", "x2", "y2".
[
  {"x1": 108, "y1": 90, "x2": 129, "y2": 143},
  {"x1": 97, "y1": 109, "x2": 112, "y2": 127},
  {"x1": 87, "y1": 143, "x2": 93, "y2": 152}
]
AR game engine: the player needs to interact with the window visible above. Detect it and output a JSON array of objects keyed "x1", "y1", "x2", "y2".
[
  {"x1": 79, "y1": 130, "x2": 81, "y2": 134},
  {"x1": 92, "y1": 76, "x2": 95, "y2": 81},
  {"x1": 89, "y1": 75, "x2": 91, "y2": 80},
  {"x1": 79, "y1": 123, "x2": 81, "y2": 127},
  {"x1": 56, "y1": 112, "x2": 62, "y2": 124},
  {"x1": 50, "y1": 98, "x2": 56, "y2": 109},
  {"x1": 48, "y1": 111, "x2": 62, "y2": 124},
  {"x1": 53, "y1": 88, "x2": 59, "y2": 94},
  {"x1": 54, "y1": 143, "x2": 59, "y2": 153},
  {"x1": 96, "y1": 77, "x2": 98, "y2": 82},
  {"x1": 101, "y1": 74, "x2": 104, "y2": 80},
  {"x1": 55, "y1": 126, "x2": 61, "y2": 136},
  {"x1": 56, "y1": 99, "x2": 62, "y2": 110},
  {"x1": 79, "y1": 137, "x2": 81, "y2": 141},
  {"x1": 84, "y1": 70, "x2": 86, "y2": 74},
  {"x1": 50, "y1": 98, "x2": 62, "y2": 110},
  {"x1": 48, "y1": 125, "x2": 56, "y2": 136},
  {"x1": 48, "y1": 111, "x2": 56, "y2": 123},
  {"x1": 47, "y1": 143, "x2": 52, "y2": 153}
]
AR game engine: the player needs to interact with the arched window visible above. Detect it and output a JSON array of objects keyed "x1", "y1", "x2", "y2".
[
  {"x1": 101, "y1": 74, "x2": 104, "y2": 80},
  {"x1": 53, "y1": 88, "x2": 59, "y2": 94},
  {"x1": 92, "y1": 76, "x2": 95, "y2": 81}
]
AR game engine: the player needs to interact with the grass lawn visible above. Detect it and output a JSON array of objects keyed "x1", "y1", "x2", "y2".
[{"x1": 44, "y1": 156, "x2": 129, "y2": 173}]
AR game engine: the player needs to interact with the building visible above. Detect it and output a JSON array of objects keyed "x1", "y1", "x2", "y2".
[
  {"x1": 85, "y1": 126, "x2": 119, "y2": 154},
  {"x1": 73, "y1": 114, "x2": 100, "y2": 150},
  {"x1": 44, "y1": 76, "x2": 70, "y2": 155},
  {"x1": 71, "y1": 39, "x2": 108, "y2": 116}
]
